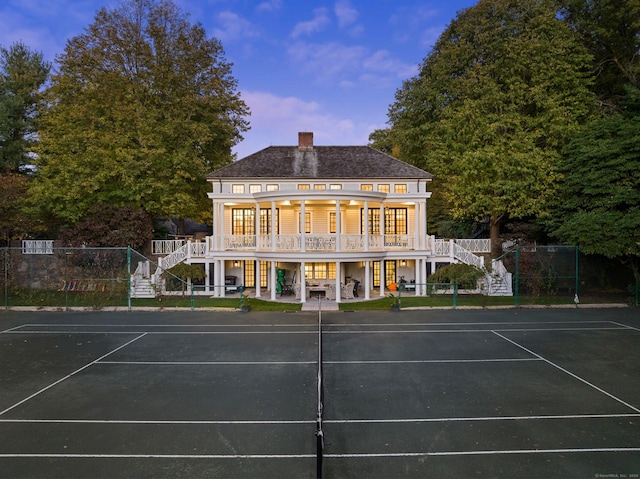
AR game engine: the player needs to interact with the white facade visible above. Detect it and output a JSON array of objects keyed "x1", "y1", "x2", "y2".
[{"x1": 145, "y1": 132, "x2": 491, "y2": 302}]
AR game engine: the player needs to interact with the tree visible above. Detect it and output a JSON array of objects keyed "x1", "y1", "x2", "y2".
[
  {"x1": 59, "y1": 203, "x2": 153, "y2": 250},
  {"x1": 558, "y1": 0, "x2": 640, "y2": 111},
  {"x1": 376, "y1": 0, "x2": 595, "y2": 256},
  {"x1": 548, "y1": 88, "x2": 640, "y2": 292},
  {"x1": 31, "y1": 0, "x2": 249, "y2": 227},
  {"x1": 0, "y1": 42, "x2": 50, "y2": 173}
]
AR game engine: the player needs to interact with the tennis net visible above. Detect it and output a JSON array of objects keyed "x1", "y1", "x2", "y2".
[{"x1": 316, "y1": 304, "x2": 325, "y2": 478}]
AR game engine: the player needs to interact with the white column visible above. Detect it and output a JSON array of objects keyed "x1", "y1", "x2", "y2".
[
  {"x1": 255, "y1": 260, "x2": 261, "y2": 298},
  {"x1": 218, "y1": 202, "x2": 225, "y2": 251},
  {"x1": 379, "y1": 203, "x2": 385, "y2": 246},
  {"x1": 255, "y1": 202, "x2": 261, "y2": 250},
  {"x1": 379, "y1": 261, "x2": 385, "y2": 297},
  {"x1": 271, "y1": 201, "x2": 276, "y2": 252},
  {"x1": 414, "y1": 259, "x2": 420, "y2": 296},
  {"x1": 415, "y1": 202, "x2": 421, "y2": 250},
  {"x1": 300, "y1": 261, "x2": 306, "y2": 302},
  {"x1": 335, "y1": 262, "x2": 341, "y2": 303},
  {"x1": 364, "y1": 201, "x2": 369, "y2": 251},
  {"x1": 422, "y1": 257, "x2": 428, "y2": 296},
  {"x1": 300, "y1": 200, "x2": 306, "y2": 253},
  {"x1": 364, "y1": 260, "x2": 370, "y2": 300},
  {"x1": 212, "y1": 201, "x2": 218, "y2": 252},
  {"x1": 205, "y1": 262, "x2": 210, "y2": 292},
  {"x1": 335, "y1": 199, "x2": 341, "y2": 252}
]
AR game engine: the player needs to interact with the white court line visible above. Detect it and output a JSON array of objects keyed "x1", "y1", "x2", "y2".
[
  {"x1": 325, "y1": 447, "x2": 640, "y2": 458},
  {"x1": 2, "y1": 448, "x2": 639, "y2": 460},
  {"x1": 323, "y1": 358, "x2": 541, "y2": 364},
  {"x1": 0, "y1": 334, "x2": 147, "y2": 417},
  {"x1": 1, "y1": 413, "x2": 637, "y2": 426},
  {"x1": 4, "y1": 330, "x2": 316, "y2": 335},
  {"x1": 0, "y1": 453, "x2": 315, "y2": 459},
  {"x1": 325, "y1": 413, "x2": 640, "y2": 424},
  {"x1": 610, "y1": 321, "x2": 640, "y2": 332},
  {"x1": 324, "y1": 327, "x2": 626, "y2": 334},
  {"x1": 0, "y1": 419, "x2": 314, "y2": 424},
  {"x1": 492, "y1": 331, "x2": 640, "y2": 414},
  {"x1": 98, "y1": 361, "x2": 316, "y2": 365}
]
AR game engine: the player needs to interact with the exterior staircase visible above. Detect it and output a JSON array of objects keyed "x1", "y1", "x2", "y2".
[
  {"x1": 130, "y1": 261, "x2": 156, "y2": 298},
  {"x1": 484, "y1": 259, "x2": 513, "y2": 296}
]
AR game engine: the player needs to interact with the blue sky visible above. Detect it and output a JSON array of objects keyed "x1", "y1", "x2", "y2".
[{"x1": 0, "y1": 0, "x2": 477, "y2": 159}]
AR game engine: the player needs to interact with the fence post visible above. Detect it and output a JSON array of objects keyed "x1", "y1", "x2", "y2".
[
  {"x1": 575, "y1": 246, "x2": 579, "y2": 302},
  {"x1": 514, "y1": 248, "x2": 520, "y2": 308},
  {"x1": 3, "y1": 248, "x2": 8, "y2": 311},
  {"x1": 127, "y1": 247, "x2": 132, "y2": 312},
  {"x1": 453, "y1": 283, "x2": 457, "y2": 309}
]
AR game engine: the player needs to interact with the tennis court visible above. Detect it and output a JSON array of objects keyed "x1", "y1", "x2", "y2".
[{"x1": 1, "y1": 307, "x2": 639, "y2": 478}]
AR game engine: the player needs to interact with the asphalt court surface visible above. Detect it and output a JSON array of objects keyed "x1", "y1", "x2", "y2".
[{"x1": 0, "y1": 308, "x2": 639, "y2": 478}]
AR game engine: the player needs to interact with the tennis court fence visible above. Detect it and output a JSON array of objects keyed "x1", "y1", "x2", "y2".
[{"x1": 1, "y1": 243, "x2": 637, "y2": 309}]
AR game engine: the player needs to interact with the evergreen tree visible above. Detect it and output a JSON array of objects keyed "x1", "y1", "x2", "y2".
[
  {"x1": 0, "y1": 42, "x2": 50, "y2": 173},
  {"x1": 31, "y1": 0, "x2": 249, "y2": 227}
]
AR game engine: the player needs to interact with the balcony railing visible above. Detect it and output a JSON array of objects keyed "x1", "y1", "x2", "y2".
[{"x1": 154, "y1": 235, "x2": 489, "y2": 260}]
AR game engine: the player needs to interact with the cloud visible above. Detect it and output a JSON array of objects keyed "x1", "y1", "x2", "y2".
[
  {"x1": 334, "y1": 0, "x2": 358, "y2": 28},
  {"x1": 288, "y1": 41, "x2": 417, "y2": 86},
  {"x1": 287, "y1": 41, "x2": 367, "y2": 82},
  {"x1": 291, "y1": 8, "x2": 331, "y2": 38},
  {"x1": 363, "y1": 50, "x2": 418, "y2": 79},
  {"x1": 256, "y1": 0, "x2": 282, "y2": 13},
  {"x1": 233, "y1": 90, "x2": 369, "y2": 159},
  {"x1": 212, "y1": 11, "x2": 257, "y2": 43}
]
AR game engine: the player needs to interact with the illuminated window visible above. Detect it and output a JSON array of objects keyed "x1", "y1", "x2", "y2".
[
  {"x1": 259, "y1": 261, "x2": 268, "y2": 288},
  {"x1": 249, "y1": 184, "x2": 261, "y2": 193},
  {"x1": 305, "y1": 263, "x2": 336, "y2": 280},
  {"x1": 298, "y1": 184, "x2": 310, "y2": 190},
  {"x1": 232, "y1": 208, "x2": 255, "y2": 235},
  {"x1": 259, "y1": 208, "x2": 279, "y2": 234},
  {"x1": 299, "y1": 212, "x2": 311, "y2": 233},
  {"x1": 330, "y1": 184, "x2": 342, "y2": 190},
  {"x1": 378, "y1": 184, "x2": 390, "y2": 193},
  {"x1": 314, "y1": 184, "x2": 326, "y2": 190},
  {"x1": 394, "y1": 184, "x2": 407, "y2": 193},
  {"x1": 361, "y1": 184, "x2": 373, "y2": 191},
  {"x1": 232, "y1": 184, "x2": 245, "y2": 194},
  {"x1": 329, "y1": 212, "x2": 336, "y2": 233},
  {"x1": 266, "y1": 184, "x2": 279, "y2": 191},
  {"x1": 373, "y1": 261, "x2": 380, "y2": 287}
]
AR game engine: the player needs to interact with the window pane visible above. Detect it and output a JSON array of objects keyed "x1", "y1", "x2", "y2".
[
  {"x1": 361, "y1": 184, "x2": 373, "y2": 191},
  {"x1": 266, "y1": 184, "x2": 279, "y2": 191},
  {"x1": 329, "y1": 212, "x2": 336, "y2": 234},
  {"x1": 250, "y1": 184, "x2": 261, "y2": 193},
  {"x1": 298, "y1": 184, "x2": 310, "y2": 190},
  {"x1": 314, "y1": 184, "x2": 326, "y2": 190},
  {"x1": 378, "y1": 184, "x2": 390, "y2": 193},
  {"x1": 232, "y1": 184, "x2": 245, "y2": 194},
  {"x1": 394, "y1": 184, "x2": 407, "y2": 193},
  {"x1": 330, "y1": 184, "x2": 342, "y2": 190}
]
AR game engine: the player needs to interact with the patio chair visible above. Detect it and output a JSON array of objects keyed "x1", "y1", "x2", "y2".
[
  {"x1": 324, "y1": 284, "x2": 336, "y2": 300},
  {"x1": 278, "y1": 281, "x2": 293, "y2": 296},
  {"x1": 341, "y1": 282, "x2": 355, "y2": 300}
]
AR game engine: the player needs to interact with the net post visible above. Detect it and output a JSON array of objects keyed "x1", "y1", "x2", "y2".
[{"x1": 127, "y1": 246, "x2": 132, "y2": 312}]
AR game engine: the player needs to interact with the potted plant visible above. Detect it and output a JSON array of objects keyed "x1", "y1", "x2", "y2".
[
  {"x1": 239, "y1": 291, "x2": 251, "y2": 312},
  {"x1": 388, "y1": 293, "x2": 400, "y2": 311}
]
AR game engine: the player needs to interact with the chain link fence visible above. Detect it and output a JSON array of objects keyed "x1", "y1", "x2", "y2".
[{"x1": 2, "y1": 243, "x2": 637, "y2": 310}]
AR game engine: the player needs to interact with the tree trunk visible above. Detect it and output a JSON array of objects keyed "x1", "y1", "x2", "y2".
[
  {"x1": 177, "y1": 217, "x2": 186, "y2": 235},
  {"x1": 490, "y1": 214, "x2": 503, "y2": 259}
]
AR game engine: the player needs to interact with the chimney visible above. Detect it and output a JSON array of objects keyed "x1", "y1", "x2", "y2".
[{"x1": 298, "y1": 132, "x2": 313, "y2": 151}]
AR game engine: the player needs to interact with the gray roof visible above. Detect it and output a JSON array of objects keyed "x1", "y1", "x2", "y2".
[{"x1": 207, "y1": 146, "x2": 433, "y2": 179}]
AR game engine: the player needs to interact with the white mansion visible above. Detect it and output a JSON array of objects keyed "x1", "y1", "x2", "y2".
[{"x1": 134, "y1": 132, "x2": 504, "y2": 302}]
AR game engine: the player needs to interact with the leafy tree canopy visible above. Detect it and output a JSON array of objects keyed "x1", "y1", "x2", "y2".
[
  {"x1": 549, "y1": 88, "x2": 640, "y2": 266},
  {"x1": 373, "y1": 0, "x2": 596, "y2": 255},
  {"x1": 0, "y1": 42, "x2": 50, "y2": 173},
  {"x1": 59, "y1": 203, "x2": 153, "y2": 250},
  {"x1": 558, "y1": 0, "x2": 640, "y2": 110},
  {"x1": 31, "y1": 0, "x2": 249, "y2": 226}
]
